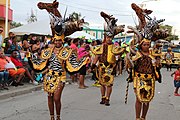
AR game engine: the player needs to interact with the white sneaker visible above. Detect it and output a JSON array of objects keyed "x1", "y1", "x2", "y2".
[{"x1": 32, "y1": 81, "x2": 39, "y2": 86}]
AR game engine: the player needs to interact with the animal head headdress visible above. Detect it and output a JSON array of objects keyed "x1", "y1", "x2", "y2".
[
  {"x1": 100, "y1": 11, "x2": 125, "y2": 40},
  {"x1": 37, "y1": 0, "x2": 85, "y2": 40},
  {"x1": 128, "y1": 3, "x2": 169, "y2": 45}
]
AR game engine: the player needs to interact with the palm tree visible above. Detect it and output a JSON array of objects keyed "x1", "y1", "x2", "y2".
[{"x1": 68, "y1": 12, "x2": 89, "y2": 25}]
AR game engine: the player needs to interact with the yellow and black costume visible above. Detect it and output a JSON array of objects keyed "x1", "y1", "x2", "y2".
[
  {"x1": 149, "y1": 43, "x2": 162, "y2": 59},
  {"x1": 125, "y1": 3, "x2": 169, "y2": 104},
  {"x1": 91, "y1": 11, "x2": 125, "y2": 106},
  {"x1": 28, "y1": 45, "x2": 71, "y2": 94},
  {"x1": 35, "y1": 0, "x2": 87, "y2": 119},
  {"x1": 132, "y1": 50, "x2": 159, "y2": 103},
  {"x1": 125, "y1": 3, "x2": 169, "y2": 120},
  {"x1": 65, "y1": 51, "x2": 90, "y2": 74},
  {"x1": 92, "y1": 11, "x2": 125, "y2": 87},
  {"x1": 92, "y1": 43, "x2": 125, "y2": 86}
]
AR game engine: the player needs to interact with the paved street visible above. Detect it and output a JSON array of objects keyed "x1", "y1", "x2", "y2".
[{"x1": 0, "y1": 68, "x2": 180, "y2": 120}]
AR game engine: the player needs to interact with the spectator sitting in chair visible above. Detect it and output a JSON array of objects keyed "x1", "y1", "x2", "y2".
[
  {"x1": 10, "y1": 50, "x2": 38, "y2": 86},
  {"x1": 0, "y1": 69, "x2": 9, "y2": 90},
  {"x1": 0, "y1": 49, "x2": 9, "y2": 90},
  {"x1": 0, "y1": 49, "x2": 25, "y2": 86}
]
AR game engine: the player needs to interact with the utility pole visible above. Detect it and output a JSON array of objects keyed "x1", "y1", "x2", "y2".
[{"x1": 5, "y1": 0, "x2": 9, "y2": 38}]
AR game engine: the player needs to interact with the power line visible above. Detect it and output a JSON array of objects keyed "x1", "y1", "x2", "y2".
[
  {"x1": 60, "y1": 3, "x2": 132, "y2": 16},
  {"x1": 62, "y1": 0, "x2": 130, "y2": 13}
]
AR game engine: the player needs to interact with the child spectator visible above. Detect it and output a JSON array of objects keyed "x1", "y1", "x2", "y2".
[{"x1": 171, "y1": 66, "x2": 180, "y2": 96}]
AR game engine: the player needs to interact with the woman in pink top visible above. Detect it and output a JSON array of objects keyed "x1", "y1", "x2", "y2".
[
  {"x1": 171, "y1": 66, "x2": 180, "y2": 96},
  {"x1": 78, "y1": 43, "x2": 89, "y2": 59},
  {"x1": 77, "y1": 40, "x2": 89, "y2": 89},
  {"x1": 70, "y1": 38, "x2": 79, "y2": 52}
]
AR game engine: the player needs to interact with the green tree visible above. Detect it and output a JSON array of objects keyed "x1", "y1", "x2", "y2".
[
  {"x1": 10, "y1": 21, "x2": 23, "y2": 29},
  {"x1": 69, "y1": 12, "x2": 81, "y2": 21},
  {"x1": 69, "y1": 12, "x2": 89, "y2": 25},
  {"x1": 159, "y1": 24, "x2": 179, "y2": 41}
]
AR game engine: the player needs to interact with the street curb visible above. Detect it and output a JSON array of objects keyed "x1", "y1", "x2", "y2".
[
  {"x1": 0, "y1": 84, "x2": 43, "y2": 100},
  {"x1": 0, "y1": 75, "x2": 92, "y2": 101}
]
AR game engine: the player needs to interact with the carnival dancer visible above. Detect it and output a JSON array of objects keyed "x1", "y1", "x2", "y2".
[
  {"x1": 28, "y1": 34, "x2": 71, "y2": 120},
  {"x1": 125, "y1": 3, "x2": 169, "y2": 120},
  {"x1": 133, "y1": 39, "x2": 158, "y2": 120},
  {"x1": 46, "y1": 35, "x2": 68, "y2": 120},
  {"x1": 91, "y1": 11, "x2": 125, "y2": 106},
  {"x1": 27, "y1": 1, "x2": 85, "y2": 119}
]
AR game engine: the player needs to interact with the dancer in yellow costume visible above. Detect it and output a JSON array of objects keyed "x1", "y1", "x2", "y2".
[
  {"x1": 28, "y1": 0, "x2": 85, "y2": 119},
  {"x1": 91, "y1": 11, "x2": 125, "y2": 106},
  {"x1": 132, "y1": 39, "x2": 159, "y2": 120},
  {"x1": 28, "y1": 34, "x2": 72, "y2": 120},
  {"x1": 126, "y1": 3, "x2": 169, "y2": 120}
]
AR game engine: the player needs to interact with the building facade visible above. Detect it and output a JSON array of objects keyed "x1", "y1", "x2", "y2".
[
  {"x1": 0, "y1": 0, "x2": 13, "y2": 37},
  {"x1": 83, "y1": 26, "x2": 123, "y2": 40},
  {"x1": 83, "y1": 26, "x2": 104, "y2": 40}
]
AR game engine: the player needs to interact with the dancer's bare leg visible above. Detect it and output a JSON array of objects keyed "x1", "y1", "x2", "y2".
[
  {"x1": 141, "y1": 103, "x2": 149, "y2": 119},
  {"x1": 54, "y1": 82, "x2": 65, "y2": 119},
  {"x1": 135, "y1": 97, "x2": 142, "y2": 119},
  {"x1": 106, "y1": 86, "x2": 112, "y2": 99},
  {"x1": 48, "y1": 94, "x2": 54, "y2": 119}
]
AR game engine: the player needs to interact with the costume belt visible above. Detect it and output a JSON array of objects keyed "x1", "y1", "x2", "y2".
[{"x1": 135, "y1": 72, "x2": 153, "y2": 79}]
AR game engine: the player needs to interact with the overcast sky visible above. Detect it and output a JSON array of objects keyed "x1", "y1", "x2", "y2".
[{"x1": 11, "y1": 0, "x2": 180, "y2": 36}]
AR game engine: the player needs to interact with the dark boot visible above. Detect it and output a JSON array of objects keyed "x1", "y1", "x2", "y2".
[
  {"x1": 105, "y1": 98, "x2": 110, "y2": 106},
  {"x1": 56, "y1": 115, "x2": 61, "y2": 120},
  {"x1": 100, "y1": 97, "x2": 106, "y2": 104}
]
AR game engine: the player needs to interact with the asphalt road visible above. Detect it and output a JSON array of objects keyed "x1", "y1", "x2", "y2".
[{"x1": 0, "y1": 68, "x2": 179, "y2": 120}]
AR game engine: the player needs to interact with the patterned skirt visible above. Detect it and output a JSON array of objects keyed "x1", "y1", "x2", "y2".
[{"x1": 133, "y1": 72, "x2": 155, "y2": 103}]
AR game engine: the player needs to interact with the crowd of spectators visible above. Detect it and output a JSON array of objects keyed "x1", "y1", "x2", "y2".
[
  {"x1": 0, "y1": 26, "x2": 44, "y2": 90},
  {"x1": 0, "y1": 25, "x2": 125, "y2": 91}
]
